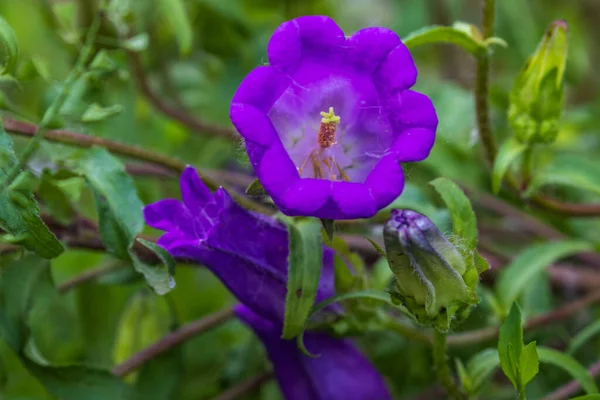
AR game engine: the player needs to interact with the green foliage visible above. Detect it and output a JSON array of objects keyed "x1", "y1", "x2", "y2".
[
  {"x1": 403, "y1": 22, "x2": 505, "y2": 57},
  {"x1": 537, "y1": 346, "x2": 598, "y2": 395},
  {"x1": 281, "y1": 218, "x2": 323, "y2": 340},
  {"x1": 492, "y1": 137, "x2": 527, "y2": 193},
  {"x1": 498, "y1": 303, "x2": 540, "y2": 398},
  {"x1": 525, "y1": 154, "x2": 600, "y2": 198},
  {"x1": 0, "y1": 124, "x2": 64, "y2": 258},
  {"x1": 0, "y1": 15, "x2": 18, "y2": 75},
  {"x1": 71, "y1": 147, "x2": 175, "y2": 295},
  {"x1": 496, "y1": 240, "x2": 593, "y2": 313}
]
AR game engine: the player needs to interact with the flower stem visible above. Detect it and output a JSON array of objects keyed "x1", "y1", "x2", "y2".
[
  {"x1": 1, "y1": 16, "x2": 100, "y2": 190},
  {"x1": 433, "y1": 330, "x2": 468, "y2": 400},
  {"x1": 521, "y1": 147, "x2": 534, "y2": 190},
  {"x1": 475, "y1": 0, "x2": 497, "y2": 165},
  {"x1": 384, "y1": 318, "x2": 432, "y2": 345}
]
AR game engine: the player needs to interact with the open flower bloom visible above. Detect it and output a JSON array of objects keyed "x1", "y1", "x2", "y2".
[
  {"x1": 144, "y1": 167, "x2": 390, "y2": 399},
  {"x1": 230, "y1": 16, "x2": 437, "y2": 220}
]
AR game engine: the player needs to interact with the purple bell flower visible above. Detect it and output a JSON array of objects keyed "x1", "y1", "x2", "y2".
[
  {"x1": 144, "y1": 166, "x2": 390, "y2": 399},
  {"x1": 230, "y1": 16, "x2": 437, "y2": 220}
]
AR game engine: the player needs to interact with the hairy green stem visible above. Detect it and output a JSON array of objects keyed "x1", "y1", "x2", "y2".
[
  {"x1": 475, "y1": 0, "x2": 497, "y2": 165},
  {"x1": 433, "y1": 330, "x2": 467, "y2": 400},
  {"x1": 1, "y1": 16, "x2": 100, "y2": 189}
]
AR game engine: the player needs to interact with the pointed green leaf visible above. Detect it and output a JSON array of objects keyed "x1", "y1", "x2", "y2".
[
  {"x1": 525, "y1": 155, "x2": 600, "y2": 198},
  {"x1": 158, "y1": 0, "x2": 193, "y2": 55},
  {"x1": 73, "y1": 147, "x2": 175, "y2": 294},
  {"x1": 537, "y1": 346, "x2": 598, "y2": 394},
  {"x1": 498, "y1": 303, "x2": 523, "y2": 389},
  {"x1": 403, "y1": 24, "x2": 486, "y2": 57},
  {"x1": 135, "y1": 239, "x2": 176, "y2": 295},
  {"x1": 496, "y1": 240, "x2": 592, "y2": 311},
  {"x1": 455, "y1": 358, "x2": 472, "y2": 393},
  {"x1": 430, "y1": 177, "x2": 477, "y2": 250},
  {"x1": 320, "y1": 218, "x2": 335, "y2": 241},
  {"x1": 81, "y1": 103, "x2": 123, "y2": 122},
  {"x1": 0, "y1": 16, "x2": 18, "y2": 75},
  {"x1": 366, "y1": 237, "x2": 387, "y2": 258},
  {"x1": 0, "y1": 124, "x2": 63, "y2": 258},
  {"x1": 520, "y1": 341, "x2": 539, "y2": 386},
  {"x1": 245, "y1": 179, "x2": 266, "y2": 196},
  {"x1": 492, "y1": 138, "x2": 527, "y2": 194},
  {"x1": 568, "y1": 320, "x2": 600, "y2": 355},
  {"x1": 281, "y1": 219, "x2": 323, "y2": 340}
]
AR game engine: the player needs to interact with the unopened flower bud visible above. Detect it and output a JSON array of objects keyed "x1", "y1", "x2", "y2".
[
  {"x1": 383, "y1": 209, "x2": 479, "y2": 331},
  {"x1": 508, "y1": 20, "x2": 568, "y2": 145}
]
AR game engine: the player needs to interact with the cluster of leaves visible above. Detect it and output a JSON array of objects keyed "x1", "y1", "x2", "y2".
[{"x1": 1, "y1": 0, "x2": 600, "y2": 400}]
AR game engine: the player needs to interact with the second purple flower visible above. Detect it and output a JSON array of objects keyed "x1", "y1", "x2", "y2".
[{"x1": 230, "y1": 16, "x2": 437, "y2": 220}]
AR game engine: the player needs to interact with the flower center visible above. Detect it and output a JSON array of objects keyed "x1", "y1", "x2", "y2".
[
  {"x1": 297, "y1": 107, "x2": 350, "y2": 182},
  {"x1": 318, "y1": 107, "x2": 340, "y2": 148}
]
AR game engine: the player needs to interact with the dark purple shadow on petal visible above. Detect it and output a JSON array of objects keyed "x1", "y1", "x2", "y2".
[{"x1": 234, "y1": 305, "x2": 391, "y2": 400}]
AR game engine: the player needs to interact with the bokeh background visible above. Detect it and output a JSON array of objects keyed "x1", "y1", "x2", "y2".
[{"x1": 1, "y1": 0, "x2": 600, "y2": 399}]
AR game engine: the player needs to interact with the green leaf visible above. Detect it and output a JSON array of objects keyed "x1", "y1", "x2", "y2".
[
  {"x1": 123, "y1": 33, "x2": 149, "y2": 52},
  {"x1": 519, "y1": 341, "x2": 539, "y2": 386},
  {"x1": 37, "y1": 171, "x2": 79, "y2": 225},
  {"x1": 403, "y1": 22, "x2": 500, "y2": 58},
  {"x1": 0, "y1": 15, "x2": 19, "y2": 75},
  {"x1": 320, "y1": 218, "x2": 335, "y2": 241},
  {"x1": 537, "y1": 346, "x2": 598, "y2": 395},
  {"x1": 81, "y1": 103, "x2": 123, "y2": 122},
  {"x1": 245, "y1": 178, "x2": 266, "y2": 196},
  {"x1": 492, "y1": 138, "x2": 527, "y2": 194},
  {"x1": 572, "y1": 396, "x2": 600, "y2": 400},
  {"x1": 281, "y1": 219, "x2": 323, "y2": 340},
  {"x1": 525, "y1": 155, "x2": 600, "y2": 198},
  {"x1": 23, "y1": 362, "x2": 132, "y2": 400},
  {"x1": 568, "y1": 319, "x2": 600, "y2": 355},
  {"x1": 0, "y1": 124, "x2": 64, "y2": 258},
  {"x1": 113, "y1": 290, "x2": 173, "y2": 384},
  {"x1": 158, "y1": 0, "x2": 193, "y2": 55},
  {"x1": 366, "y1": 237, "x2": 387, "y2": 258},
  {"x1": 496, "y1": 240, "x2": 592, "y2": 311},
  {"x1": 296, "y1": 289, "x2": 413, "y2": 356},
  {"x1": 0, "y1": 255, "x2": 132, "y2": 399},
  {"x1": 135, "y1": 239, "x2": 176, "y2": 295},
  {"x1": 430, "y1": 177, "x2": 477, "y2": 249},
  {"x1": 455, "y1": 358, "x2": 472, "y2": 393},
  {"x1": 73, "y1": 147, "x2": 175, "y2": 294},
  {"x1": 498, "y1": 303, "x2": 523, "y2": 389},
  {"x1": 133, "y1": 346, "x2": 181, "y2": 400},
  {"x1": 465, "y1": 348, "x2": 501, "y2": 393}
]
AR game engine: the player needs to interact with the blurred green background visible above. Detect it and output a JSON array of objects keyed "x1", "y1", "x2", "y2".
[{"x1": 1, "y1": 0, "x2": 600, "y2": 399}]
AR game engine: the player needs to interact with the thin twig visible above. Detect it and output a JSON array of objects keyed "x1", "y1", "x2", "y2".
[
  {"x1": 127, "y1": 51, "x2": 238, "y2": 141},
  {"x1": 4, "y1": 117, "x2": 274, "y2": 214},
  {"x1": 57, "y1": 262, "x2": 126, "y2": 293},
  {"x1": 447, "y1": 290, "x2": 600, "y2": 346},
  {"x1": 542, "y1": 359, "x2": 600, "y2": 400},
  {"x1": 3, "y1": 117, "x2": 186, "y2": 173},
  {"x1": 212, "y1": 371, "x2": 274, "y2": 400},
  {"x1": 112, "y1": 308, "x2": 235, "y2": 377}
]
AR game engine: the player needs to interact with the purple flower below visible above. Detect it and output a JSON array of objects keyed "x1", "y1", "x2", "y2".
[
  {"x1": 230, "y1": 16, "x2": 437, "y2": 220},
  {"x1": 144, "y1": 166, "x2": 390, "y2": 400}
]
